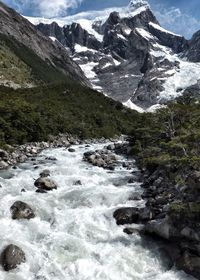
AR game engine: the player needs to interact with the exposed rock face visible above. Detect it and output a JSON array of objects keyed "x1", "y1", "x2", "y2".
[
  {"x1": 32, "y1": 2, "x2": 200, "y2": 109},
  {"x1": 0, "y1": 2, "x2": 89, "y2": 86},
  {"x1": 1, "y1": 244, "x2": 26, "y2": 271},
  {"x1": 185, "y1": 30, "x2": 200, "y2": 62},
  {"x1": 10, "y1": 201, "x2": 35, "y2": 220},
  {"x1": 148, "y1": 23, "x2": 188, "y2": 53}
]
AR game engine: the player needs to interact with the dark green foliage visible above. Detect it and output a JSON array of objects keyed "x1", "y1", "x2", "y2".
[
  {"x1": 130, "y1": 99, "x2": 200, "y2": 170},
  {"x1": 0, "y1": 83, "x2": 139, "y2": 146}
]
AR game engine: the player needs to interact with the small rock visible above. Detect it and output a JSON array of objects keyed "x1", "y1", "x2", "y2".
[
  {"x1": 45, "y1": 156, "x2": 57, "y2": 161},
  {"x1": 73, "y1": 180, "x2": 82, "y2": 186},
  {"x1": 10, "y1": 201, "x2": 35, "y2": 220},
  {"x1": 108, "y1": 165, "x2": 115, "y2": 171},
  {"x1": 40, "y1": 169, "x2": 50, "y2": 178},
  {"x1": 36, "y1": 189, "x2": 47, "y2": 193},
  {"x1": 68, "y1": 148, "x2": 75, "y2": 153},
  {"x1": 123, "y1": 227, "x2": 145, "y2": 235},
  {"x1": 21, "y1": 189, "x2": 26, "y2": 192},
  {"x1": 34, "y1": 177, "x2": 58, "y2": 191},
  {"x1": 1, "y1": 244, "x2": 26, "y2": 271},
  {"x1": 107, "y1": 144, "x2": 115, "y2": 150}
]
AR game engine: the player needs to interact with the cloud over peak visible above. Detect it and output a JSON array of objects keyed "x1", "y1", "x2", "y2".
[{"x1": 13, "y1": 0, "x2": 83, "y2": 17}]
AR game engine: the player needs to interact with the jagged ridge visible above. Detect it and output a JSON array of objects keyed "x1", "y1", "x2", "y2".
[{"x1": 29, "y1": 1, "x2": 200, "y2": 110}]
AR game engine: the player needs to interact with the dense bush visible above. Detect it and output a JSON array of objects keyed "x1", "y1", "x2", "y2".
[{"x1": 0, "y1": 82, "x2": 139, "y2": 146}]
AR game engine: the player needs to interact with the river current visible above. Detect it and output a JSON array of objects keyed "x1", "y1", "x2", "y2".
[{"x1": 0, "y1": 143, "x2": 195, "y2": 280}]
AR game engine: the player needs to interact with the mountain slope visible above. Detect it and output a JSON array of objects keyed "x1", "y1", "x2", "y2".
[
  {"x1": 0, "y1": 1, "x2": 88, "y2": 87},
  {"x1": 0, "y1": 2, "x2": 141, "y2": 147},
  {"x1": 28, "y1": 0, "x2": 200, "y2": 110}
]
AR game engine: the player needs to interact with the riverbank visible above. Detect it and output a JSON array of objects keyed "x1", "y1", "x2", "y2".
[
  {"x1": 0, "y1": 133, "x2": 124, "y2": 170},
  {"x1": 97, "y1": 142, "x2": 200, "y2": 280}
]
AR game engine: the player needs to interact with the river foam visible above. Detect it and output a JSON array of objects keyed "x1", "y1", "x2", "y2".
[{"x1": 0, "y1": 143, "x2": 195, "y2": 280}]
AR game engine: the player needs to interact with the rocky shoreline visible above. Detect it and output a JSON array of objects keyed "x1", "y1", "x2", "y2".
[
  {"x1": 0, "y1": 134, "x2": 124, "y2": 171},
  {"x1": 84, "y1": 142, "x2": 200, "y2": 280}
]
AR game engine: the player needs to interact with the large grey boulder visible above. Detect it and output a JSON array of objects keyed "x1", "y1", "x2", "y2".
[{"x1": 1, "y1": 244, "x2": 26, "y2": 271}]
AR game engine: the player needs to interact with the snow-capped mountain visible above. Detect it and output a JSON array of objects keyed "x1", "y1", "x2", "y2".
[{"x1": 26, "y1": 0, "x2": 200, "y2": 110}]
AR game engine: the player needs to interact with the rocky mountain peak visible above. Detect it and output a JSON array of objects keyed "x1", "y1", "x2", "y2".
[
  {"x1": 128, "y1": 0, "x2": 150, "y2": 10},
  {"x1": 27, "y1": 3, "x2": 200, "y2": 111},
  {"x1": 107, "y1": 12, "x2": 121, "y2": 26}
]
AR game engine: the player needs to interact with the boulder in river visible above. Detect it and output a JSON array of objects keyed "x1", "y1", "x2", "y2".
[
  {"x1": 113, "y1": 207, "x2": 139, "y2": 225},
  {"x1": 1, "y1": 244, "x2": 26, "y2": 271},
  {"x1": 34, "y1": 177, "x2": 58, "y2": 191},
  {"x1": 73, "y1": 180, "x2": 82, "y2": 186},
  {"x1": 68, "y1": 148, "x2": 75, "y2": 153},
  {"x1": 40, "y1": 169, "x2": 51, "y2": 178},
  {"x1": 10, "y1": 201, "x2": 35, "y2": 220}
]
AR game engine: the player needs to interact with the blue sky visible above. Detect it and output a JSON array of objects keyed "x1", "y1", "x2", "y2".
[{"x1": 2, "y1": 0, "x2": 200, "y2": 38}]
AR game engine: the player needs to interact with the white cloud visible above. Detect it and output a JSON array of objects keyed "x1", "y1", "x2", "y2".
[
  {"x1": 13, "y1": 0, "x2": 83, "y2": 17},
  {"x1": 39, "y1": 0, "x2": 83, "y2": 17}
]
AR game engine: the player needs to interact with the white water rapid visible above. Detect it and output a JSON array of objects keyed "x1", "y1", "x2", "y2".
[{"x1": 0, "y1": 143, "x2": 195, "y2": 280}]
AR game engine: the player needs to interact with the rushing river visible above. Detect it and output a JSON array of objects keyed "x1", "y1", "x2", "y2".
[{"x1": 0, "y1": 143, "x2": 195, "y2": 280}]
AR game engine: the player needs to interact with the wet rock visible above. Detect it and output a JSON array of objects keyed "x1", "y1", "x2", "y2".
[
  {"x1": 176, "y1": 251, "x2": 200, "y2": 279},
  {"x1": 45, "y1": 156, "x2": 57, "y2": 161},
  {"x1": 128, "y1": 177, "x2": 134, "y2": 184},
  {"x1": 34, "y1": 177, "x2": 58, "y2": 191},
  {"x1": 107, "y1": 144, "x2": 115, "y2": 150},
  {"x1": 123, "y1": 227, "x2": 145, "y2": 235},
  {"x1": 40, "y1": 169, "x2": 51, "y2": 178},
  {"x1": 68, "y1": 148, "x2": 75, "y2": 153},
  {"x1": 113, "y1": 207, "x2": 139, "y2": 225},
  {"x1": 10, "y1": 201, "x2": 35, "y2": 220},
  {"x1": 1, "y1": 244, "x2": 26, "y2": 271},
  {"x1": 36, "y1": 189, "x2": 47, "y2": 193},
  {"x1": 73, "y1": 180, "x2": 82, "y2": 186},
  {"x1": 108, "y1": 165, "x2": 115, "y2": 171}
]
